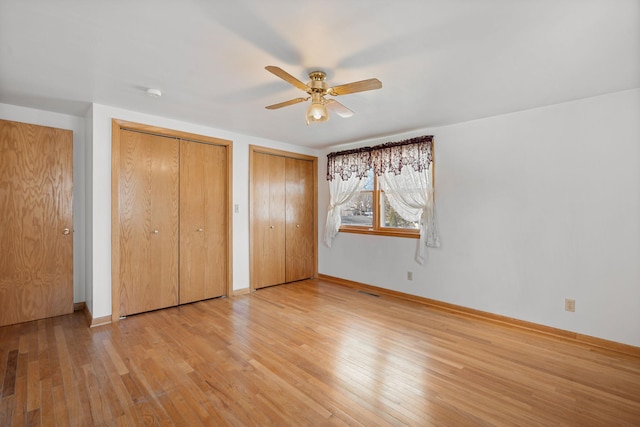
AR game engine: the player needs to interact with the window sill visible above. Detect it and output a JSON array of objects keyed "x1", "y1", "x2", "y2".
[{"x1": 339, "y1": 226, "x2": 420, "y2": 239}]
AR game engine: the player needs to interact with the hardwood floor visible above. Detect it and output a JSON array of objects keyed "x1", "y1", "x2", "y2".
[{"x1": 1, "y1": 279, "x2": 639, "y2": 426}]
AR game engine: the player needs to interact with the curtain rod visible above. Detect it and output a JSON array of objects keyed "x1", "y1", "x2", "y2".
[{"x1": 327, "y1": 135, "x2": 433, "y2": 158}]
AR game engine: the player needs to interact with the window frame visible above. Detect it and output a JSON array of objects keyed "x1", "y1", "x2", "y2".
[{"x1": 339, "y1": 163, "x2": 434, "y2": 239}]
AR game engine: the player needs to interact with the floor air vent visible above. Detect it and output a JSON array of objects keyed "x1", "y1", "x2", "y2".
[{"x1": 357, "y1": 290, "x2": 380, "y2": 297}]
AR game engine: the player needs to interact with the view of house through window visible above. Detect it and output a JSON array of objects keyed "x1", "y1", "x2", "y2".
[
  {"x1": 340, "y1": 168, "x2": 420, "y2": 233},
  {"x1": 340, "y1": 169, "x2": 373, "y2": 227}
]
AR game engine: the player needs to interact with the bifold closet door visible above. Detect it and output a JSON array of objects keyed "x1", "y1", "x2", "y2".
[
  {"x1": 252, "y1": 152, "x2": 286, "y2": 289},
  {"x1": 118, "y1": 130, "x2": 179, "y2": 316},
  {"x1": 0, "y1": 119, "x2": 73, "y2": 327},
  {"x1": 285, "y1": 157, "x2": 314, "y2": 282},
  {"x1": 179, "y1": 140, "x2": 228, "y2": 303}
]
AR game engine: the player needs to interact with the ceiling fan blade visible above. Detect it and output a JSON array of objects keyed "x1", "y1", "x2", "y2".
[
  {"x1": 328, "y1": 78, "x2": 382, "y2": 96},
  {"x1": 265, "y1": 97, "x2": 309, "y2": 110},
  {"x1": 265, "y1": 66, "x2": 310, "y2": 92},
  {"x1": 325, "y1": 99, "x2": 354, "y2": 118}
]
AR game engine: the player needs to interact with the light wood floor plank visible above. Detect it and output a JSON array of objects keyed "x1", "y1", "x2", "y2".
[{"x1": 0, "y1": 279, "x2": 639, "y2": 425}]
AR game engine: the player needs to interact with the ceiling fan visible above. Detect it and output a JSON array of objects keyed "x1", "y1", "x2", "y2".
[{"x1": 264, "y1": 66, "x2": 382, "y2": 125}]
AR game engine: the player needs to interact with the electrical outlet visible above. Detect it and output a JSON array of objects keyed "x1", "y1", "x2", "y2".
[
  {"x1": 234, "y1": 204, "x2": 239, "y2": 213},
  {"x1": 407, "y1": 271, "x2": 413, "y2": 281},
  {"x1": 565, "y1": 298, "x2": 575, "y2": 312}
]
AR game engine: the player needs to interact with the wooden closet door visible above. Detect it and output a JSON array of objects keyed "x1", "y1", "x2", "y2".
[
  {"x1": 0, "y1": 120, "x2": 73, "y2": 327},
  {"x1": 285, "y1": 157, "x2": 315, "y2": 282},
  {"x1": 252, "y1": 152, "x2": 286, "y2": 289},
  {"x1": 179, "y1": 140, "x2": 228, "y2": 303},
  {"x1": 118, "y1": 130, "x2": 179, "y2": 316}
]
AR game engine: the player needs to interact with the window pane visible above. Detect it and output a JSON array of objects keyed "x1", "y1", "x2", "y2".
[
  {"x1": 341, "y1": 191, "x2": 373, "y2": 226},
  {"x1": 381, "y1": 193, "x2": 420, "y2": 229},
  {"x1": 362, "y1": 168, "x2": 374, "y2": 191}
]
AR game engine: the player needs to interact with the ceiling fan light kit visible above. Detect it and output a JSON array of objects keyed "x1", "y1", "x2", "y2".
[
  {"x1": 264, "y1": 66, "x2": 382, "y2": 126},
  {"x1": 306, "y1": 92, "x2": 329, "y2": 125}
]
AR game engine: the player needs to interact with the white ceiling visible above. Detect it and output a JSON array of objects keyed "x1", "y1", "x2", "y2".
[{"x1": 1, "y1": 0, "x2": 638, "y2": 148}]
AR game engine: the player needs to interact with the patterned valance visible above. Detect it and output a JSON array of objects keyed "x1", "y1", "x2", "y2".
[{"x1": 326, "y1": 135, "x2": 433, "y2": 181}]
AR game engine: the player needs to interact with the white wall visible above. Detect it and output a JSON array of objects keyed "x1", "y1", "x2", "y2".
[
  {"x1": 0, "y1": 103, "x2": 87, "y2": 304},
  {"x1": 318, "y1": 89, "x2": 640, "y2": 347},
  {"x1": 83, "y1": 105, "x2": 94, "y2": 313},
  {"x1": 88, "y1": 104, "x2": 320, "y2": 319}
]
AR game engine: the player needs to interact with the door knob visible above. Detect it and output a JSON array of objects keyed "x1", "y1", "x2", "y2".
[
  {"x1": 152, "y1": 229, "x2": 159, "y2": 234},
  {"x1": 62, "y1": 228, "x2": 70, "y2": 235},
  {"x1": 296, "y1": 224, "x2": 300, "y2": 228},
  {"x1": 270, "y1": 225, "x2": 274, "y2": 229},
  {"x1": 197, "y1": 228, "x2": 204, "y2": 232}
]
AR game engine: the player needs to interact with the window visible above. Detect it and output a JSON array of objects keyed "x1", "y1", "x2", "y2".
[
  {"x1": 324, "y1": 135, "x2": 439, "y2": 263},
  {"x1": 340, "y1": 167, "x2": 421, "y2": 238}
]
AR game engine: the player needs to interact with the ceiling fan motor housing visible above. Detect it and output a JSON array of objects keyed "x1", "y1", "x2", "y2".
[{"x1": 308, "y1": 71, "x2": 328, "y2": 94}]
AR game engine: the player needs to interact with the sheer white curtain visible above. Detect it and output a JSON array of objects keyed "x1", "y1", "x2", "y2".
[
  {"x1": 324, "y1": 173, "x2": 366, "y2": 247},
  {"x1": 380, "y1": 166, "x2": 440, "y2": 264}
]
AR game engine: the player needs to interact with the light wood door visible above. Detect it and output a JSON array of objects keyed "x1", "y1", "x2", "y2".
[
  {"x1": 179, "y1": 140, "x2": 228, "y2": 303},
  {"x1": 252, "y1": 152, "x2": 286, "y2": 289},
  {"x1": 0, "y1": 119, "x2": 73, "y2": 327},
  {"x1": 118, "y1": 130, "x2": 179, "y2": 316},
  {"x1": 285, "y1": 157, "x2": 314, "y2": 282}
]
